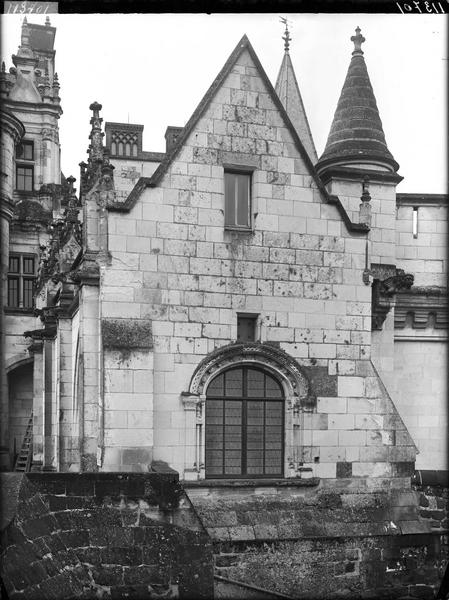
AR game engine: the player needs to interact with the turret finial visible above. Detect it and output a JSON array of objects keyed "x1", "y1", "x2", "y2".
[
  {"x1": 351, "y1": 26, "x2": 365, "y2": 56},
  {"x1": 280, "y1": 16, "x2": 292, "y2": 53},
  {"x1": 21, "y1": 17, "x2": 30, "y2": 48}
]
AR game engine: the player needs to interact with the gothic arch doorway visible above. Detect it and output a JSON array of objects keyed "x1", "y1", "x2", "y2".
[{"x1": 205, "y1": 366, "x2": 284, "y2": 478}]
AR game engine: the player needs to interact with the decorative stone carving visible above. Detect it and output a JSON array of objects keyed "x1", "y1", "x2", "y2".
[
  {"x1": 187, "y1": 341, "x2": 315, "y2": 407},
  {"x1": 371, "y1": 264, "x2": 414, "y2": 330}
]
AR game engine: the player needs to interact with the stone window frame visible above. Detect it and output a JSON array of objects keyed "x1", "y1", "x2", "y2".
[
  {"x1": 237, "y1": 312, "x2": 259, "y2": 342},
  {"x1": 15, "y1": 139, "x2": 35, "y2": 192},
  {"x1": 7, "y1": 253, "x2": 37, "y2": 310},
  {"x1": 223, "y1": 163, "x2": 255, "y2": 232},
  {"x1": 181, "y1": 342, "x2": 315, "y2": 481},
  {"x1": 16, "y1": 139, "x2": 34, "y2": 161},
  {"x1": 205, "y1": 365, "x2": 285, "y2": 479}
]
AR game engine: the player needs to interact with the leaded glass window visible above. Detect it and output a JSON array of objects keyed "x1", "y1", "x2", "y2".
[{"x1": 205, "y1": 367, "x2": 284, "y2": 478}]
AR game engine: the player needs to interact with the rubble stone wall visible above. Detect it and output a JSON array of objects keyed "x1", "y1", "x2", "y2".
[
  {"x1": 188, "y1": 486, "x2": 441, "y2": 600},
  {"x1": 0, "y1": 472, "x2": 214, "y2": 600}
]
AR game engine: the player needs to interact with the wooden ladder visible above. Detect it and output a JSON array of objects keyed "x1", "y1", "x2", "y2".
[{"x1": 14, "y1": 413, "x2": 33, "y2": 472}]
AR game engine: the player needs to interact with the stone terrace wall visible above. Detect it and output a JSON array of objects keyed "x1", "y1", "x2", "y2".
[
  {"x1": 0, "y1": 472, "x2": 214, "y2": 600},
  {"x1": 413, "y1": 471, "x2": 449, "y2": 576},
  {"x1": 187, "y1": 486, "x2": 441, "y2": 600}
]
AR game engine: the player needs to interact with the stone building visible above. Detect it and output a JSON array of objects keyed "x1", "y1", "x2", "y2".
[{"x1": 0, "y1": 18, "x2": 447, "y2": 599}]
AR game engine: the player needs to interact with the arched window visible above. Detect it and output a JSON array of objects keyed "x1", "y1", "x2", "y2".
[
  {"x1": 118, "y1": 142, "x2": 124, "y2": 155},
  {"x1": 111, "y1": 141, "x2": 116, "y2": 155},
  {"x1": 125, "y1": 142, "x2": 131, "y2": 156},
  {"x1": 205, "y1": 366, "x2": 284, "y2": 478},
  {"x1": 132, "y1": 143, "x2": 138, "y2": 157}
]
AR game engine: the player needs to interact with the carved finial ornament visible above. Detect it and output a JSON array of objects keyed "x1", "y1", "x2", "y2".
[
  {"x1": 21, "y1": 18, "x2": 30, "y2": 48},
  {"x1": 280, "y1": 16, "x2": 292, "y2": 53},
  {"x1": 361, "y1": 176, "x2": 371, "y2": 203},
  {"x1": 88, "y1": 101, "x2": 104, "y2": 169},
  {"x1": 351, "y1": 26, "x2": 365, "y2": 55}
]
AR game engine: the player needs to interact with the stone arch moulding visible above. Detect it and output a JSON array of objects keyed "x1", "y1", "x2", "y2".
[
  {"x1": 181, "y1": 342, "x2": 316, "y2": 480},
  {"x1": 5, "y1": 354, "x2": 34, "y2": 374},
  {"x1": 187, "y1": 342, "x2": 315, "y2": 409}
]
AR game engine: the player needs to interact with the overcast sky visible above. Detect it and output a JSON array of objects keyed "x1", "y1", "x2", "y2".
[{"x1": 1, "y1": 13, "x2": 447, "y2": 194}]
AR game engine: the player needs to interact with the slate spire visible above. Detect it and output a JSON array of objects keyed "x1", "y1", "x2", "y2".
[
  {"x1": 316, "y1": 27, "x2": 399, "y2": 174},
  {"x1": 275, "y1": 21, "x2": 318, "y2": 164}
]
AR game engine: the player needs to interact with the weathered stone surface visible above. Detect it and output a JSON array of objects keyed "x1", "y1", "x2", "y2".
[
  {"x1": 102, "y1": 318, "x2": 153, "y2": 349},
  {"x1": 0, "y1": 473, "x2": 213, "y2": 600}
]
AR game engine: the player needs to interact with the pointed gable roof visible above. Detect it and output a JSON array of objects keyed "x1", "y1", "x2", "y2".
[
  {"x1": 109, "y1": 35, "x2": 368, "y2": 233},
  {"x1": 316, "y1": 27, "x2": 399, "y2": 174},
  {"x1": 275, "y1": 51, "x2": 317, "y2": 164}
]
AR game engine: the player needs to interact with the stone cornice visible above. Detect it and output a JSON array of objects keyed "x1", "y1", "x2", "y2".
[
  {"x1": 395, "y1": 286, "x2": 448, "y2": 330},
  {"x1": 396, "y1": 193, "x2": 448, "y2": 207},
  {"x1": 319, "y1": 165, "x2": 403, "y2": 186},
  {"x1": 2, "y1": 99, "x2": 63, "y2": 118}
]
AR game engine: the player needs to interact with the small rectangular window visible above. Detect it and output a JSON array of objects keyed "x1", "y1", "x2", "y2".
[
  {"x1": 412, "y1": 207, "x2": 418, "y2": 239},
  {"x1": 16, "y1": 165, "x2": 34, "y2": 192},
  {"x1": 237, "y1": 314, "x2": 258, "y2": 342},
  {"x1": 7, "y1": 255, "x2": 36, "y2": 309},
  {"x1": 16, "y1": 140, "x2": 34, "y2": 161},
  {"x1": 225, "y1": 172, "x2": 251, "y2": 229}
]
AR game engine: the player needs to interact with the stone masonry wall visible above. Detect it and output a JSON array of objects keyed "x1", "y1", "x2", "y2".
[
  {"x1": 103, "y1": 46, "x2": 416, "y2": 478},
  {"x1": 396, "y1": 203, "x2": 447, "y2": 288},
  {"x1": 0, "y1": 472, "x2": 214, "y2": 600},
  {"x1": 325, "y1": 178, "x2": 397, "y2": 266},
  {"x1": 110, "y1": 157, "x2": 160, "y2": 202},
  {"x1": 188, "y1": 486, "x2": 441, "y2": 600},
  {"x1": 392, "y1": 340, "x2": 447, "y2": 470}
]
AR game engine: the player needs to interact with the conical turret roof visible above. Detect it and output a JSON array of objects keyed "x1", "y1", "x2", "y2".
[
  {"x1": 317, "y1": 27, "x2": 398, "y2": 173},
  {"x1": 275, "y1": 25, "x2": 317, "y2": 164}
]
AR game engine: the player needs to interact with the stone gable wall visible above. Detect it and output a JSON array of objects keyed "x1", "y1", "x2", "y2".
[{"x1": 101, "y1": 48, "x2": 416, "y2": 478}]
